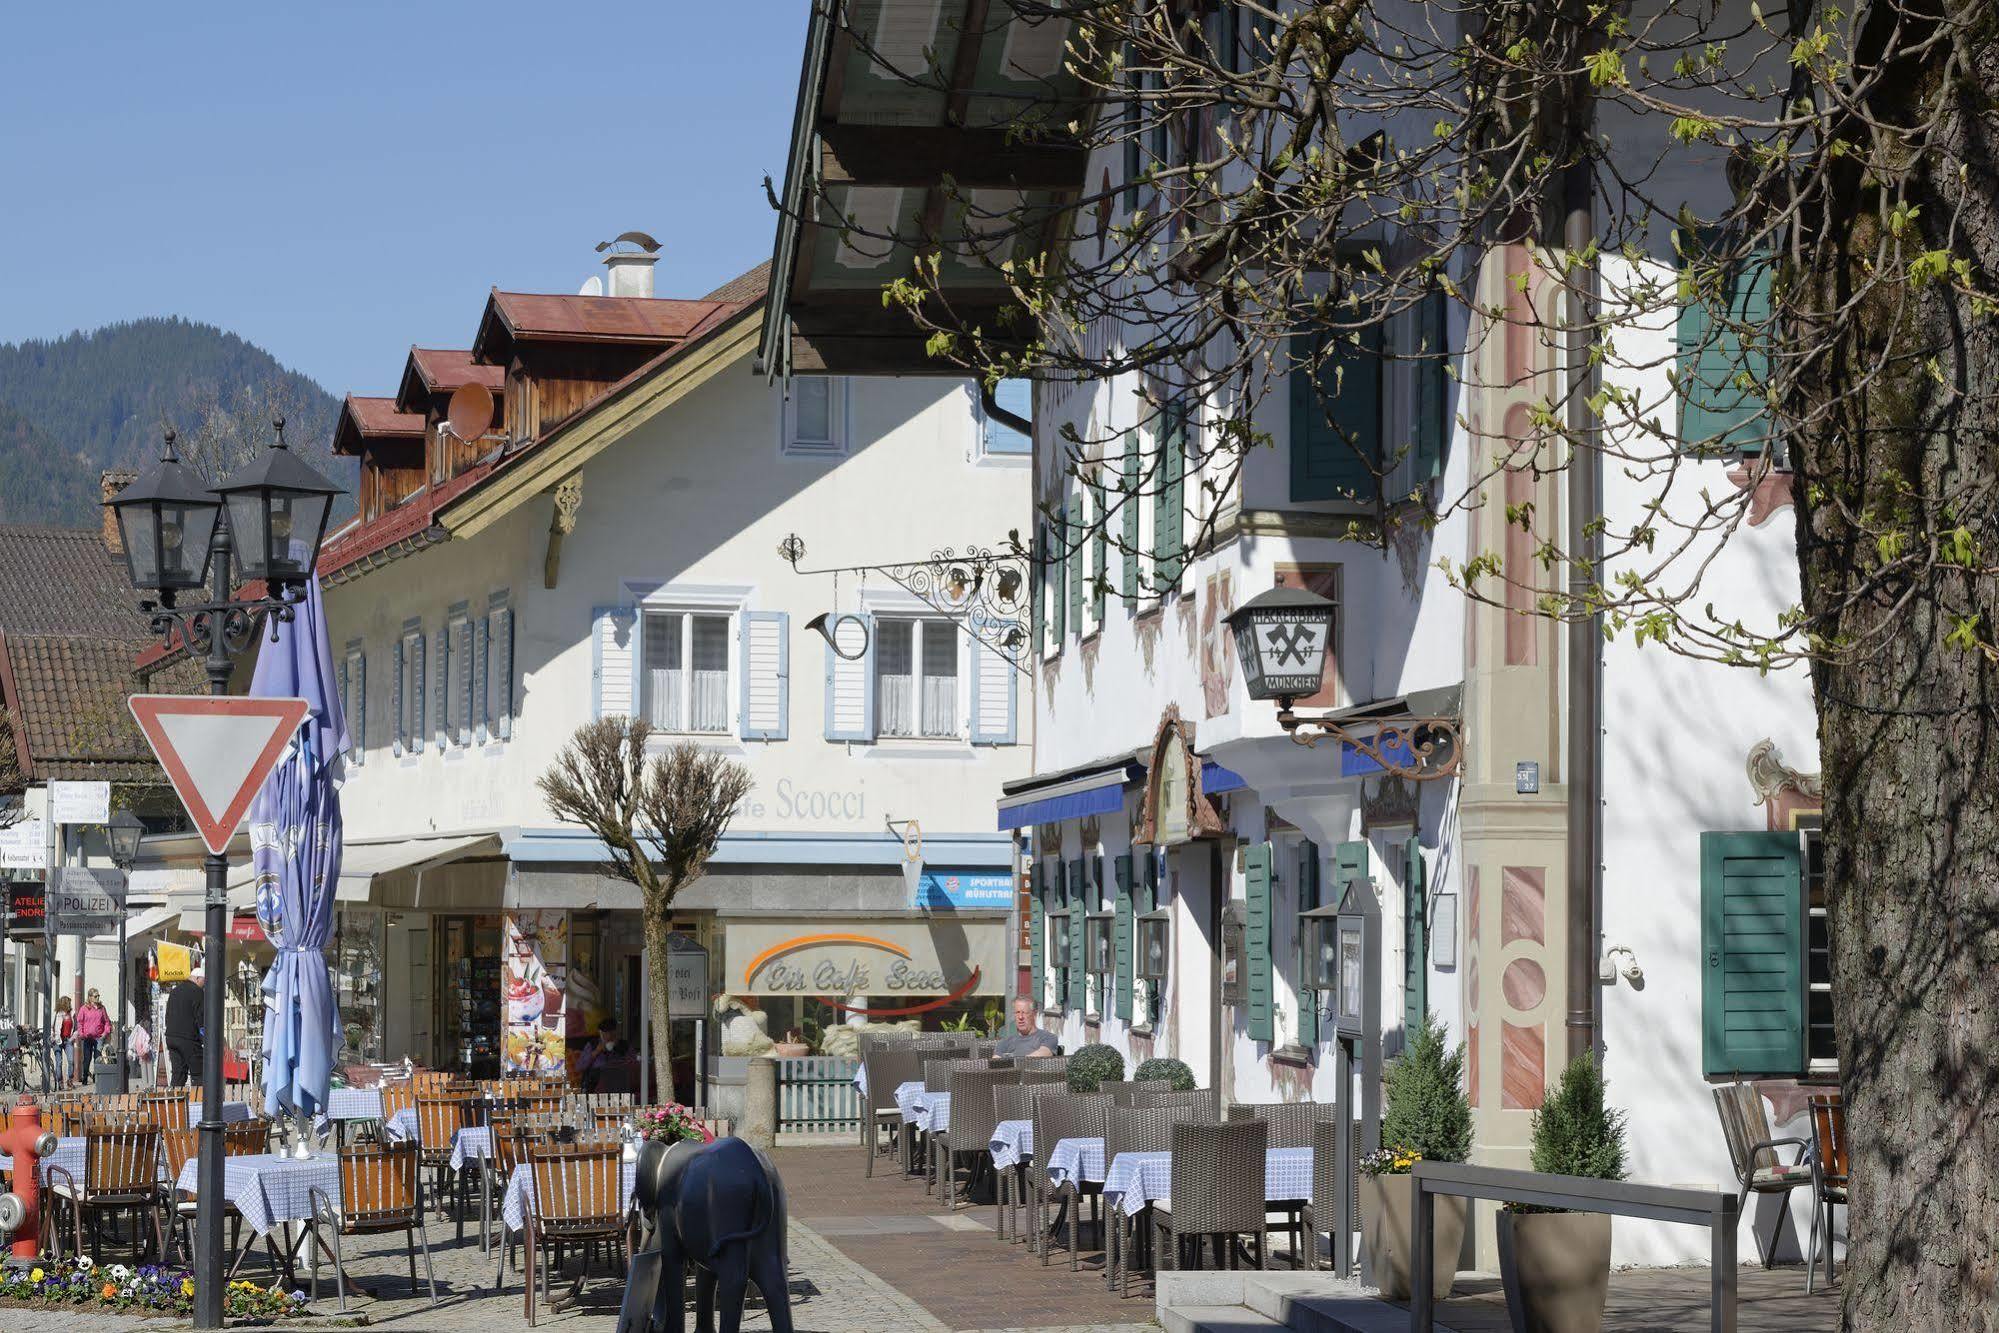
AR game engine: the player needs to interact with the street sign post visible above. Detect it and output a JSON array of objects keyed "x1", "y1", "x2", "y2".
[
  {"x1": 127, "y1": 696, "x2": 310, "y2": 857},
  {"x1": 49, "y1": 781, "x2": 110, "y2": 826},
  {"x1": 0, "y1": 820, "x2": 46, "y2": 871},
  {"x1": 49, "y1": 867, "x2": 126, "y2": 937}
]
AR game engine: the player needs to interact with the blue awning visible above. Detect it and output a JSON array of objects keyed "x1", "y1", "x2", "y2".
[
  {"x1": 1200, "y1": 759, "x2": 1247, "y2": 795},
  {"x1": 997, "y1": 769, "x2": 1131, "y2": 830}
]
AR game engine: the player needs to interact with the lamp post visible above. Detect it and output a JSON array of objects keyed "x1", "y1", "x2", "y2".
[
  {"x1": 106, "y1": 808, "x2": 143, "y2": 1093},
  {"x1": 106, "y1": 422, "x2": 339, "y2": 1330}
]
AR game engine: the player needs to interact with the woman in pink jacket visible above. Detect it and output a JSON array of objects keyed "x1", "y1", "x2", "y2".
[{"x1": 75, "y1": 989, "x2": 112, "y2": 1086}]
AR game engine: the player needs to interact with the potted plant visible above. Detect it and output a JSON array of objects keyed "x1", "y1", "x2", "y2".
[
  {"x1": 1067, "y1": 1042, "x2": 1124, "y2": 1092},
  {"x1": 1359, "y1": 1013, "x2": 1472, "y2": 1300},
  {"x1": 772, "y1": 1026, "x2": 811, "y2": 1059},
  {"x1": 1497, "y1": 1054, "x2": 1628, "y2": 1333},
  {"x1": 1133, "y1": 1056, "x2": 1196, "y2": 1091}
]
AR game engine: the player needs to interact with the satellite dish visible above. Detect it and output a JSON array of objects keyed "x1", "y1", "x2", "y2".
[
  {"x1": 578, "y1": 275, "x2": 604, "y2": 297},
  {"x1": 446, "y1": 382, "x2": 495, "y2": 442}
]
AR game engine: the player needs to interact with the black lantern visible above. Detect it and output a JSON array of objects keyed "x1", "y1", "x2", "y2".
[
  {"x1": 1225, "y1": 586, "x2": 1336, "y2": 702},
  {"x1": 1085, "y1": 912, "x2": 1113, "y2": 975},
  {"x1": 212, "y1": 420, "x2": 341, "y2": 587},
  {"x1": 1303, "y1": 897, "x2": 1375, "y2": 1039},
  {"x1": 106, "y1": 808, "x2": 145, "y2": 870},
  {"x1": 1050, "y1": 911, "x2": 1072, "y2": 969},
  {"x1": 106, "y1": 432, "x2": 222, "y2": 594},
  {"x1": 1136, "y1": 908, "x2": 1170, "y2": 980}
]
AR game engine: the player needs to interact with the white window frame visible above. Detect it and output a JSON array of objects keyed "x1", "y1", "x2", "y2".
[
  {"x1": 870, "y1": 615, "x2": 965, "y2": 741},
  {"x1": 639, "y1": 607, "x2": 737, "y2": 736},
  {"x1": 780, "y1": 375, "x2": 849, "y2": 457},
  {"x1": 973, "y1": 378, "x2": 1034, "y2": 461}
]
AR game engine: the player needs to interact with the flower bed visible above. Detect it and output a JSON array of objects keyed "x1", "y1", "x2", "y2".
[
  {"x1": 0, "y1": 1258, "x2": 308, "y2": 1318},
  {"x1": 635, "y1": 1102, "x2": 718, "y2": 1145}
]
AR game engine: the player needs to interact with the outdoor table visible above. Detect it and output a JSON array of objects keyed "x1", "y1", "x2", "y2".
[
  {"x1": 917, "y1": 1092, "x2": 952, "y2": 1135},
  {"x1": 990, "y1": 1119, "x2": 1033, "y2": 1169},
  {"x1": 1102, "y1": 1146, "x2": 1313, "y2": 1216},
  {"x1": 173, "y1": 1149, "x2": 341, "y2": 1287},
  {"x1": 319, "y1": 1086, "x2": 384, "y2": 1144},
  {"x1": 1042, "y1": 1135, "x2": 1107, "y2": 1187},
  {"x1": 499, "y1": 1157, "x2": 639, "y2": 1233},
  {"x1": 0, "y1": 1135, "x2": 88, "y2": 1185},
  {"x1": 384, "y1": 1107, "x2": 419, "y2": 1142},
  {"x1": 893, "y1": 1081, "x2": 929, "y2": 1124},
  {"x1": 189, "y1": 1101, "x2": 255, "y2": 1123}
]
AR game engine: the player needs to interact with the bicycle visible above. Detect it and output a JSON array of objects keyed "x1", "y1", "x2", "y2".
[{"x1": 0, "y1": 1024, "x2": 42, "y2": 1093}]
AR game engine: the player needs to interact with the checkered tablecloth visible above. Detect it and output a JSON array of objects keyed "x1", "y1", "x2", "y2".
[
  {"x1": 322, "y1": 1087, "x2": 384, "y2": 1124},
  {"x1": 989, "y1": 1119, "x2": 1033, "y2": 1169},
  {"x1": 854, "y1": 1066, "x2": 868, "y2": 1096},
  {"x1": 174, "y1": 1151, "x2": 341, "y2": 1237},
  {"x1": 0, "y1": 1135, "x2": 86, "y2": 1185},
  {"x1": 450, "y1": 1128, "x2": 493, "y2": 1170},
  {"x1": 383, "y1": 1108, "x2": 418, "y2": 1142},
  {"x1": 893, "y1": 1081, "x2": 929, "y2": 1124},
  {"x1": 1043, "y1": 1136, "x2": 1106, "y2": 1187},
  {"x1": 188, "y1": 1102, "x2": 254, "y2": 1124},
  {"x1": 1103, "y1": 1146, "x2": 1313, "y2": 1217},
  {"x1": 499, "y1": 1159, "x2": 639, "y2": 1233},
  {"x1": 917, "y1": 1092, "x2": 952, "y2": 1134}
]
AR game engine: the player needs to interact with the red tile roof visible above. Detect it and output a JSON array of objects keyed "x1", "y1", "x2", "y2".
[
  {"x1": 1, "y1": 632, "x2": 197, "y2": 782},
  {"x1": 333, "y1": 395, "x2": 425, "y2": 456},
  {"x1": 397, "y1": 347, "x2": 506, "y2": 413}
]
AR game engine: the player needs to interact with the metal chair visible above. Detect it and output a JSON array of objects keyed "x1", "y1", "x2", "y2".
[
  {"x1": 934, "y1": 1067, "x2": 1011, "y2": 1210},
  {"x1": 46, "y1": 1116, "x2": 166, "y2": 1265},
  {"x1": 1152, "y1": 1118, "x2": 1271, "y2": 1272},
  {"x1": 523, "y1": 1135, "x2": 630, "y2": 1327},
  {"x1": 863, "y1": 1044, "x2": 920, "y2": 1178},
  {"x1": 1103, "y1": 1079, "x2": 1174, "y2": 1105},
  {"x1": 1807, "y1": 1091, "x2": 1847, "y2": 1294},
  {"x1": 993, "y1": 1080, "x2": 1068, "y2": 1243},
  {"x1": 306, "y1": 1141, "x2": 438, "y2": 1313},
  {"x1": 1108, "y1": 1103, "x2": 1200, "y2": 1295},
  {"x1": 1712, "y1": 1082, "x2": 1817, "y2": 1267},
  {"x1": 1030, "y1": 1092, "x2": 1114, "y2": 1267}
]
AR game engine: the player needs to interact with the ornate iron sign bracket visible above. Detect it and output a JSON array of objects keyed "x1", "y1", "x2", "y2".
[
  {"x1": 1278, "y1": 708, "x2": 1464, "y2": 781},
  {"x1": 144, "y1": 585, "x2": 306, "y2": 662},
  {"x1": 779, "y1": 533, "x2": 1033, "y2": 673}
]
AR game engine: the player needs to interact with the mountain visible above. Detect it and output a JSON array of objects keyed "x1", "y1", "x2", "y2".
[{"x1": 0, "y1": 317, "x2": 354, "y2": 527}]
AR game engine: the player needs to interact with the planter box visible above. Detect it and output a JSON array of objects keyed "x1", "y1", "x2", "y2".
[
  {"x1": 1360, "y1": 1172, "x2": 1465, "y2": 1301},
  {"x1": 1496, "y1": 1210, "x2": 1612, "y2": 1333}
]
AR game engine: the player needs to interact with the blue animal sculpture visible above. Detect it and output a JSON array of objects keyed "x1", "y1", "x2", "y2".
[{"x1": 617, "y1": 1135, "x2": 793, "y2": 1333}]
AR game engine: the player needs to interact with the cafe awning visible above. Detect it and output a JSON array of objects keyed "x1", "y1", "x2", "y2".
[{"x1": 178, "y1": 832, "x2": 506, "y2": 926}]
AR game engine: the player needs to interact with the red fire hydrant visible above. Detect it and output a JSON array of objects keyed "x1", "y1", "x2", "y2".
[{"x1": 0, "y1": 1096, "x2": 58, "y2": 1259}]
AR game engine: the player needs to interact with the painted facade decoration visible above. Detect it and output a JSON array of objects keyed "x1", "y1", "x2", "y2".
[{"x1": 502, "y1": 909, "x2": 567, "y2": 1077}]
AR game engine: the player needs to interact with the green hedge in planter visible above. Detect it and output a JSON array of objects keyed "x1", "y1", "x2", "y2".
[
  {"x1": 1133, "y1": 1056, "x2": 1196, "y2": 1091},
  {"x1": 1068, "y1": 1043, "x2": 1125, "y2": 1092},
  {"x1": 1381, "y1": 1011, "x2": 1472, "y2": 1164}
]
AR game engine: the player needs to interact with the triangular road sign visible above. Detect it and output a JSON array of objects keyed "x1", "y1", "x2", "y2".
[{"x1": 129, "y1": 695, "x2": 311, "y2": 855}]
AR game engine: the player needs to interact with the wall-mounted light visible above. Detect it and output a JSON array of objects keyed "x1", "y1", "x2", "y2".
[{"x1": 807, "y1": 611, "x2": 871, "y2": 660}]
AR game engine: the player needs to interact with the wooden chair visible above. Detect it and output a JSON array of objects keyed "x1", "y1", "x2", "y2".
[
  {"x1": 414, "y1": 1090, "x2": 475, "y2": 1242},
  {"x1": 523, "y1": 1135, "x2": 630, "y2": 1326},
  {"x1": 1712, "y1": 1082, "x2": 1818, "y2": 1267},
  {"x1": 380, "y1": 1081, "x2": 417, "y2": 1135},
  {"x1": 1152, "y1": 1119, "x2": 1271, "y2": 1272},
  {"x1": 138, "y1": 1088, "x2": 191, "y2": 1129},
  {"x1": 305, "y1": 1141, "x2": 438, "y2": 1313},
  {"x1": 1807, "y1": 1091, "x2": 1848, "y2": 1294},
  {"x1": 46, "y1": 1116, "x2": 166, "y2": 1264},
  {"x1": 162, "y1": 1121, "x2": 272, "y2": 1270},
  {"x1": 683, "y1": 1105, "x2": 734, "y2": 1140}
]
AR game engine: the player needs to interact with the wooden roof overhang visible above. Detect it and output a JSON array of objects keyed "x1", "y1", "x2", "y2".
[
  {"x1": 333, "y1": 395, "x2": 425, "y2": 457},
  {"x1": 760, "y1": 0, "x2": 1092, "y2": 379},
  {"x1": 395, "y1": 348, "x2": 506, "y2": 415}
]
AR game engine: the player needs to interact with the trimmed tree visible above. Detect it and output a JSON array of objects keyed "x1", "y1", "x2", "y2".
[
  {"x1": 1381, "y1": 1013, "x2": 1472, "y2": 1166},
  {"x1": 538, "y1": 716, "x2": 752, "y2": 1098}
]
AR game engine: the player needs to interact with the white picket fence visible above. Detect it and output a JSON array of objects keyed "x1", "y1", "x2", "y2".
[{"x1": 777, "y1": 1056, "x2": 861, "y2": 1134}]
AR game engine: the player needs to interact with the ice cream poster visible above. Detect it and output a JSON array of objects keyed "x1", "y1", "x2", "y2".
[{"x1": 503, "y1": 910, "x2": 569, "y2": 1076}]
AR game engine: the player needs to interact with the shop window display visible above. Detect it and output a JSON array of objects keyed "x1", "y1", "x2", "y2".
[{"x1": 333, "y1": 907, "x2": 384, "y2": 1064}]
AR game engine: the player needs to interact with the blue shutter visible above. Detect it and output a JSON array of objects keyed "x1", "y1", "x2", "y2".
[
  {"x1": 348, "y1": 651, "x2": 366, "y2": 766},
  {"x1": 1701, "y1": 831, "x2": 1805, "y2": 1077},
  {"x1": 1245, "y1": 841, "x2": 1274, "y2": 1042},
  {"x1": 1678, "y1": 241, "x2": 1774, "y2": 456},
  {"x1": 1297, "y1": 840, "x2": 1322, "y2": 1048},
  {"x1": 968, "y1": 616, "x2": 1017, "y2": 744},
  {"x1": 472, "y1": 616, "x2": 490, "y2": 745},
  {"x1": 411, "y1": 631, "x2": 427, "y2": 753},
  {"x1": 739, "y1": 610, "x2": 790, "y2": 741},
  {"x1": 492, "y1": 602, "x2": 515, "y2": 739},
  {"x1": 1290, "y1": 323, "x2": 1384, "y2": 502},
  {"x1": 590, "y1": 605, "x2": 625, "y2": 720},
  {"x1": 1405, "y1": 836, "x2": 1428, "y2": 1035},
  {"x1": 823, "y1": 612, "x2": 875, "y2": 741},
  {"x1": 390, "y1": 637, "x2": 405, "y2": 755},
  {"x1": 1114, "y1": 852, "x2": 1134, "y2": 1022}
]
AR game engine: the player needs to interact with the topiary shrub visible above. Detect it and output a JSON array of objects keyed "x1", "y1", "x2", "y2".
[
  {"x1": 1133, "y1": 1056, "x2": 1196, "y2": 1091},
  {"x1": 1381, "y1": 1012, "x2": 1472, "y2": 1166},
  {"x1": 1517, "y1": 1054, "x2": 1627, "y2": 1212},
  {"x1": 1068, "y1": 1043, "x2": 1125, "y2": 1093}
]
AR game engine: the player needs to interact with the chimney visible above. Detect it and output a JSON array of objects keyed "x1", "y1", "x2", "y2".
[
  {"x1": 100, "y1": 469, "x2": 137, "y2": 555},
  {"x1": 596, "y1": 231, "x2": 661, "y2": 299}
]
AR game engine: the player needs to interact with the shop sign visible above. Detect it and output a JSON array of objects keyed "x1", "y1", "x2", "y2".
[
  {"x1": 50, "y1": 866, "x2": 125, "y2": 936},
  {"x1": 726, "y1": 918, "x2": 1008, "y2": 1010},
  {"x1": 7, "y1": 880, "x2": 44, "y2": 938},
  {"x1": 155, "y1": 941, "x2": 195, "y2": 983},
  {"x1": 0, "y1": 819, "x2": 47, "y2": 870},
  {"x1": 914, "y1": 868, "x2": 1015, "y2": 911},
  {"x1": 666, "y1": 933, "x2": 709, "y2": 1018}
]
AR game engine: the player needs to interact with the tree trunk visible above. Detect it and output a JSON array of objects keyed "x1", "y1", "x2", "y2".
[
  {"x1": 1793, "y1": 29, "x2": 1999, "y2": 1324},
  {"x1": 642, "y1": 897, "x2": 681, "y2": 1103}
]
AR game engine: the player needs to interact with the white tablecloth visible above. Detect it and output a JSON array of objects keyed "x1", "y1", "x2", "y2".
[
  {"x1": 499, "y1": 1159, "x2": 638, "y2": 1232},
  {"x1": 989, "y1": 1119, "x2": 1033, "y2": 1169},
  {"x1": 450, "y1": 1127, "x2": 493, "y2": 1170},
  {"x1": 174, "y1": 1151, "x2": 341, "y2": 1237},
  {"x1": 322, "y1": 1087, "x2": 384, "y2": 1123},
  {"x1": 917, "y1": 1092, "x2": 952, "y2": 1134},
  {"x1": 1103, "y1": 1146, "x2": 1314, "y2": 1217},
  {"x1": 854, "y1": 1066, "x2": 868, "y2": 1096},
  {"x1": 383, "y1": 1108, "x2": 419, "y2": 1142},
  {"x1": 1043, "y1": 1135, "x2": 1106, "y2": 1186},
  {"x1": 4, "y1": 1136, "x2": 176, "y2": 1191},
  {"x1": 189, "y1": 1102, "x2": 254, "y2": 1124}
]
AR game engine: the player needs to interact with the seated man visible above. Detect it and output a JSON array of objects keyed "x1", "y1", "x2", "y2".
[
  {"x1": 578, "y1": 1018, "x2": 628, "y2": 1092},
  {"x1": 993, "y1": 996, "x2": 1059, "y2": 1059}
]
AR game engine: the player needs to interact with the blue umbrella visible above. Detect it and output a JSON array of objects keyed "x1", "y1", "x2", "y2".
[{"x1": 248, "y1": 577, "x2": 349, "y2": 1121}]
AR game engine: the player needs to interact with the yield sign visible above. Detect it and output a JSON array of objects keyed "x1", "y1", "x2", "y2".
[{"x1": 128, "y1": 695, "x2": 310, "y2": 855}]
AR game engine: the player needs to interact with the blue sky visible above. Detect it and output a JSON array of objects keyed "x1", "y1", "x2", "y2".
[{"x1": 0, "y1": 1, "x2": 805, "y2": 396}]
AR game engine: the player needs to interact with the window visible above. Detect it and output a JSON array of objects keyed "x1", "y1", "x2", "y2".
[
  {"x1": 978, "y1": 379, "x2": 1033, "y2": 456},
  {"x1": 874, "y1": 618, "x2": 959, "y2": 738},
  {"x1": 783, "y1": 376, "x2": 846, "y2": 456},
  {"x1": 1699, "y1": 826, "x2": 1837, "y2": 1078},
  {"x1": 642, "y1": 610, "x2": 731, "y2": 733}
]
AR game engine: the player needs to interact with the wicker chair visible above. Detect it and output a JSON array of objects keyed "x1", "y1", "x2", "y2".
[
  {"x1": 523, "y1": 1135, "x2": 630, "y2": 1327},
  {"x1": 1021, "y1": 1069, "x2": 1069, "y2": 1088},
  {"x1": 1107, "y1": 1104, "x2": 1202, "y2": 1296},
  {"x1": 933, "y1": 1067, "x2": 1011, "y2": 1210},
  {"x1": 1302, "y1": 1118, "x2": 1366, "y2": 1271},
  {"x1": 863, "y1": 1044, "x2": 921, "y2": 1178},
  {"x1": 1712, "y1": 1082, "x2": 1817, "y2": 1266},
  {"x1": 1807, "y1": 1092, "x2": 1847, "y2": 1294},
  {"x1": 1230, "y1": 1102, "x2": 1334, "y2": 1258},
  {"x1": 1139, "y1": 1089, "x2": 1219, "y2": 1114},
  {"x1": 992, "y1": 1081, "x2": 1068, "y2": 1243},
  {"x1": 1030, "y1": 1092, "x2": 1114, "y2": 1268},
  {"x1": 1152, "y1": 1119, "x2": 1270, "y2": 1272},
  {"x1": 415, "y1": 1090, "x2": 476, "y2": 1242},
  {"x1": 1021, "y1": 1056, "x2": 1071, "y2": 1076},
  {"x1": 919, "y1": 1058, "x2": 989, "y2": 1192},
  {"x1": 306, "y1": 1141, "x2": 438, "y2": 1312},
  {"x1": 46, "y1": 1116, "x2": 166, "y2": 1264},
  {"x1": 1100, "y1": 1079, "x2": 1172, "y2": 1104}
]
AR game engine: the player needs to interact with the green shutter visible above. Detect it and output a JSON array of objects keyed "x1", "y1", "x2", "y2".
[
  {"x1": 1121, "y1": 433, "x2": 1141, "y2": 602},
  {"x1": 1153, "y1": 402, "x2": 1186, "y2": 590},
  {"x1": 1245, "y1": 841, "x2": 1274, "y2": 1042},
  {"x1": 1052, "y1": 505, "x2": 1068, "y2": 645},
  {"x1": 1140, "y1": 847, "x2": 1157, "y2": 913},
  {"x1": 1066, "y1": 494, "x2": 1084, "y2": 635},
  {"x1": 1030, "y1": 518, "x2": 1046, "y2": 657},
  {"x1": 1413, "y1": 291, "x2": 1446, "y2": 484},
  {"x1": 1290, "y1": 324, "x2": 1384, "y2": 503},
  {"x1": 1090, "y1": 482, "x2": 1109, "y2": 628},
  {"x1": 1677, "y1": 241, "x2": 1774, "y2": 456},
  {"x1": 1404, "y1": 836, "x2": 1428, "y2": 1036},
  {"x1": 1031, "y1": 862, "x2": 1047, "y2": 1006},
  {"x1": 1068, "y1": 857, "x2": 1087, "y2": 1011},
  {"x1": 1115, "y1": 852, "x2": 1135, "y2": 1021},
  {"x1": 1296, "y1": 840, "x2": 1322, "y2": 1047},
  {"x1": 1701, "y1": 830, "x2": 1805, "y2": 1077}
]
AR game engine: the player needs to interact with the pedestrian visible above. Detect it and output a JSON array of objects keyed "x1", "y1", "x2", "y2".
[
  {"x1": 577, "y1": 1018, "x2": 627, "y2": 1093},
  {"x1": 76, "y1": 988, "x2": 111, "y2": 1086},
  {"x1": 53, "y1": 996, "x2": 75, "y2": 1086},
  {"x1": 165, "y1": 967, "x2": 204, "y2": 1088}
]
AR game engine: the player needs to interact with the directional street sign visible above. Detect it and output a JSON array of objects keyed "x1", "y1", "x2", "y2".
[
  {"x1": 0, "y1": 819, "x2": 47, "y2": 871},
  {"x1": 50, "y1": 866, "x2": 126, "y2": 936},
  {"x1": 50, "y1": 781, "x2": 110, "y2": 825},
  {"x1": 128, "y1": 695, "x2": 311, "y2": 855}
]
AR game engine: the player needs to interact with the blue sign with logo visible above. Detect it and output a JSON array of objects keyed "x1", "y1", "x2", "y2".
[{"x1": 916, "y1": 868, "x2": 1015, "y2": 911}]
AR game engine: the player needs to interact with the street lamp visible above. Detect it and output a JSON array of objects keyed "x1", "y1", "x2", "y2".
[
  {"x1": 106, "y1": 420, "x2": 341, "y2": 1330},
  {"x1": 1224, "y1": 586, "x2": 1336, "y2": 718},
  {"x1": 106, "y1": 809, "x2": 144, "y2": 869},
  {"x1": 105, "y1": 808, "x2": 143, "y2": 1095}
]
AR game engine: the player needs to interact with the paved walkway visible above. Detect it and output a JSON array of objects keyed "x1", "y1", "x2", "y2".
[{"x1": 1411, "y1": 1266, "x2": 1839, "y2": 1332}]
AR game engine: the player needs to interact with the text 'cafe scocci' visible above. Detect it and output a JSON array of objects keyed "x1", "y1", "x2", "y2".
[{"x1": 724, "y1": 918, "x2": 1010, "y2": 1014}]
